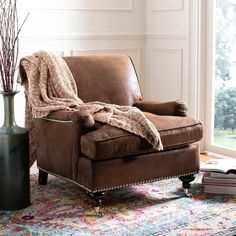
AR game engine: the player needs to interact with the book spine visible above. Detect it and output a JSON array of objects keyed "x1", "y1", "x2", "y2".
[
  {"x1": 204, "y1": 185, "x2": 236, "y2": 195},
  {"x1": 203, "y1": 178, "x2": 236, "y2": 184},
  {"x1": 210, "y1": 172, "x2": 236, "y2": 179}
]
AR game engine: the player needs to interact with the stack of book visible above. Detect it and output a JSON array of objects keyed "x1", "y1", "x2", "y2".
[{"x1": 200, "y1": 159, "x2": 236, "y2": 195}]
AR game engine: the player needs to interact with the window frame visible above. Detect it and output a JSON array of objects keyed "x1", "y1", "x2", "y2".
[{"x1": 204, "y1": 0, "x2": 236, "y2": 158}]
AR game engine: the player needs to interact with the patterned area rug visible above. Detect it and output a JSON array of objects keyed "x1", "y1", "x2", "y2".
[{"x1": 0, "y1": 174, "x2": 236, "y2": 236}]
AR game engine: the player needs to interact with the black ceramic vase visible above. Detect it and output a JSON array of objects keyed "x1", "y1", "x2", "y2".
[{"x1": 0, "y1": 91, "x2": 30, "y2": 210}]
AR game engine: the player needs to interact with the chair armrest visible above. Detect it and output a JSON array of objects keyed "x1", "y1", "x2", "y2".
[
  {"x1": 45, "y1": 110, "x2": 95, "y2": 131},
  {"x1": 34, "y1": 110, "x2": 94, "y2": 181},
  {"x1": 133, "y1": 100, "x2": 188, "y2": 117}
]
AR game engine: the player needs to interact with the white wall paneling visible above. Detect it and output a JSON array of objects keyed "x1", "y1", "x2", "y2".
[
  {"x1": 18, "y1": 0, "x2": 145, "y2": 38},
  {"x1": 146, "y1": 0, "x2": 189, "y2": 36},
  {"x1": 19, "y1": 0, "x2": 132, "y2": 11},
  {"x1": 188, "y1": 0, "x2": 202, "y2": 119},
  {"x1": 146, "y1": 34, "x2": 187, "y2": 40},
  {"x1": 145, "y1": 0, "x2": 198, "y2": 119},
  {"x1": 148, "y1": 48, "x2": 184, "y2": 101},
  {"x1": 150, "y1": 0, "x2": 184, "y2": 12}
]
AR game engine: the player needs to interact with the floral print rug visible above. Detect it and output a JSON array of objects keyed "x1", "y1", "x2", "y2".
[{"x1": 0, "y1": 174, "x2": 236, "y2": 236}]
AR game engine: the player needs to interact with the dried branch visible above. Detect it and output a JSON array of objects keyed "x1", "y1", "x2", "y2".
[{"x1": 0, "y1": 0, "x2": 29, "y2": 92}]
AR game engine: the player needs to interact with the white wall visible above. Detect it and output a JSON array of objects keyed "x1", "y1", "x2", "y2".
[
  {"x1": 0, "y1": 0, "x2": 199, "y2": 127},
  {"x1": 145, "y1": 0, "x2": 200, "y2": 117}
]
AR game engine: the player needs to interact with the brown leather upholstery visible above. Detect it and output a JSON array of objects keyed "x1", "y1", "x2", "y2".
[
  {"x1": 81, "y1": 113, "x2": 203, "y2": 160},
  {"x1": 63, "y1": 55, "x2": 142, "y2": 105},
  {"x1": 34, "y1": 55, "x2": 203, "y2": 197},
  {"x1": 133, "y1": 100, "x2": 189, "y2": 117},
  {"x1": 75, "y1": 144, "x2": 200, "y2": 192}
]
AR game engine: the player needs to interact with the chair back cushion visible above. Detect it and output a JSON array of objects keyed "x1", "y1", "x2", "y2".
[{"x1": 63, "y1": 55, "x2": 142, "y2": 105}]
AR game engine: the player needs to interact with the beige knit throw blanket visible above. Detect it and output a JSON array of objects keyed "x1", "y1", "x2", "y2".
[{"x1": 18, "y1": 51, "x2": 163, "y2": 166}]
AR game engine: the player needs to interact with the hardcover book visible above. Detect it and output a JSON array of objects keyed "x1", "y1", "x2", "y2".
[
  {"x1": 202, "y1": 172, "x2": 236, "y2": 195},
  {"x1": 203, "y1": 184, "x2": 236, "y2": 195},
  {"x1": 203, "y1": 174, "x2": 236, "y2": 184},
  {"x1": 210, "y1": 172, "x2": 236, "y2": 179},
  {"x1": 200, "y1": 159, "x2": 236, "y2": 174}
]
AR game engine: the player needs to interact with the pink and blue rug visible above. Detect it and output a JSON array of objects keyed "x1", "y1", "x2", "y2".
[{"x1": 0, "y1": 174, "x2": 236, "y2": 236}]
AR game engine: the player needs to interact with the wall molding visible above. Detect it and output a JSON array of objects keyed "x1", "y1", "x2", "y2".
[
  {"x1": 151, "y1": 0, "x2": 184, "y2": 12},
  {"x1": 21, "y1": 33, "x2": 146, "y2": 41},
  {"x1": 146, "y1": 34, "x2": 187, "y2": 40},
  {"x1": 19, "y1": 50, "x2": 65, "y2": 57},
  {"x1": 152, "y1": 48, "x2": 184, "y2": 99},
  {"x1": 21, "y1": 33, "x2": 187, "y2": 41},
  {"x1": 188, "y1": 0, "x2": 202, "y2": 119},
  {"x1": 71, "y1": 47, "x2": 141, "y2": 55},
  {"x1": 19, "y1": 0, "x2": 132, "y2": 11}
]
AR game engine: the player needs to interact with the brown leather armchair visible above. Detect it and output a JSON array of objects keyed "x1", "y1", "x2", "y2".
[{"x1": 35, "y1": 55, "x2": 203, "y2": 217}]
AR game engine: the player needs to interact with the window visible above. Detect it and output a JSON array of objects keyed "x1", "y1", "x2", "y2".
[{"x1": 205, "y1": 0, "x2": 236, "y2": 158}]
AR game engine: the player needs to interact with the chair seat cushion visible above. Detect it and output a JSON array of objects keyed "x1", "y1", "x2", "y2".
[{"x1": 81, "y1": 112, "x2": 203, "y2": 160}]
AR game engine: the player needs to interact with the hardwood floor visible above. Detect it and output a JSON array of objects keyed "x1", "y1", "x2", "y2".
[{"x1": 200, "y1": 154, "x2": 212, "y2": 162}]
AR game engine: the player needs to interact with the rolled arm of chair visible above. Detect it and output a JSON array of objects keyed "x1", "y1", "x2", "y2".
[
  {"x1": 133, "y1": 100, "x2": 188, "y2": 117},
  {"x1": 45, "y1": 110, "x2": 95, "y2": 132}
]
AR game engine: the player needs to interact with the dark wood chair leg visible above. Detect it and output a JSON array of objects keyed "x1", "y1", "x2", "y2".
[
  {"x1": 179, "y1": 174, "x2": 195, "y2": 197},
  {"x1": 38, "y1": 169, "x2": 48, "y2": 185},
  {"x1": 88, "y1": 191, "x2": 106, "y2": 217}
]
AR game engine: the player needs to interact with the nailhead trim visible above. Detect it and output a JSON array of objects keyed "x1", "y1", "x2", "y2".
[
  {"x1": 91, "y1": 171, "x2": 199, "y2": 193},
  {"x1": 37, "y1": 166, "x2": 199, "y2": 193},
  {"x1": 38, "y1": 166, "x2": 92, "y2": 192},
  {"x1": 42, "y1": 117, "x2": 73, "y2": 123}
]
